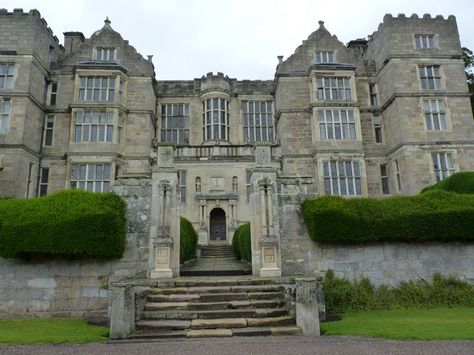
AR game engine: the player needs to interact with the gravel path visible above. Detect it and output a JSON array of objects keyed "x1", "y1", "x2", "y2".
[{"x1": 1, "y1": 336, "x2": 473, "y2": 355}]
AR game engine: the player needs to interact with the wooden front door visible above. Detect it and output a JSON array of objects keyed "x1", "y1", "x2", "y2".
[{"x1": 210, "y1": 208, "x2": 226, "y2": 241}]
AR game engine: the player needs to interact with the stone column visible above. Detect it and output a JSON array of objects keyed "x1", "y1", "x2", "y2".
[
  {"x1": 249, "y1": 145, "x2": 282, "y2": 277},
  {"x1": 198, "y1": 200, "x2": 208, "y2": 246},
  {"x1": 149, "y1": 144, "x2": 180, "y2": 278}
]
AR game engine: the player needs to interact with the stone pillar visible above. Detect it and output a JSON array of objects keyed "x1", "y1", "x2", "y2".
[
  {"x1": 198, "y1": 200, "x2": 208, "y2": 246},
  {"x1": 277, "y1": 176, "x2": 318, "y2": 275},
  {"x1": 295, "y1": 278, "x2": 320, "y2": 336},
  {"x1": 149, "y1": 144, "x2": 180, "y2": 278},
  {"x1": 249, "y1": 145, "x2": 281, "y2": 277},
  {"x1": 109, "y1": 285, "x2": 134, "y2": 339}
]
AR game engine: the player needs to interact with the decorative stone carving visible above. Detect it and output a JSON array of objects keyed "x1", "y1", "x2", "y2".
[{"x1": 210, "y1": 176, "x2": 224, "y2": 191}]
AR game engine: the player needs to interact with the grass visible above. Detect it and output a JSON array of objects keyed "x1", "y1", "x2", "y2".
[
  {"x1": 321, "y1": 307, "x2": 474, "y2": 340},
  {"x1": 0, "y1": 318, "x2": 109, "y2": 344}
]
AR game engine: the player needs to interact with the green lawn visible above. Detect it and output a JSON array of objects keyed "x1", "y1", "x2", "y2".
[
  {"x1": 0, "y1": 318, "x2": 108, "y2": 344},
  {"x1": 321, "y1": 307, "x2": 474, "y2": 340}
]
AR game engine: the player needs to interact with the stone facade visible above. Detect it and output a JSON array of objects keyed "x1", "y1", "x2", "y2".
[
  {"x1": 1, "y1": 10, "x2": 472, "y2": 223},
  {"x1": 0, "y1": 9, "x2": 474, "y2": 316}
]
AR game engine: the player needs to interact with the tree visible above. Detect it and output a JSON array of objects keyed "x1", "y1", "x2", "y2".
[{"x1": 462, "y1": 47, "x2": 474, "y2": 117}]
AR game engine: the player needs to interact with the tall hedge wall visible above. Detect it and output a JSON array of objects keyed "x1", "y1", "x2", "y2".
[
  {"x1": 302, "y1": 191, "x2": 474, "y2": 243},
  {"x1": 0, "y1": 189, "x2": 126, "y2": 258},
  {"x1": 180, "y1": 217, "x2": 198, "y2": 263},
  {"x1": 421, "y1": 172, "x2": 474, "y2": 194},
  {"x1": 232, "y1": 223, "x2": 251, "y2": 262}
]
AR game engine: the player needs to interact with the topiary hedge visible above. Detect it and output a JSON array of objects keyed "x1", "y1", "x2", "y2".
[
  {"x1": 180, "y1": 217, "x2": 198, "y2": 263},
  {"x1": 302, "y1": 190, "x2": 474, "y2": 243},
  {"x1": 0, "y1": 189, "x2": 126, "y2": 258},
  {"x1": 421, "y1": 172, "x2": 474, "y2": 194},
  {"x1": 232, "y1": 223, "x2": 251, "y2": 262}
]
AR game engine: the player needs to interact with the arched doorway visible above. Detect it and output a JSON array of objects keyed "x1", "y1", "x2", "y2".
[{"x1": 210, "y1": 208, "x2": 226, "y2": 242}]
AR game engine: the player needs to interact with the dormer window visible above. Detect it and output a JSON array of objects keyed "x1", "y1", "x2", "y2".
[
  {"x1": 316, "y1": 51, "x2": 334, "y2": 64},
  {"x1": 95, "y1": 47, "x2": 115, "y2": 61}
]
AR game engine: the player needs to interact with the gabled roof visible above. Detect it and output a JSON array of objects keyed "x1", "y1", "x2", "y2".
[
  {"x1": 57, "y1": 18, "x2": 155, "y2": 76},
  {"x1": 277, "y1": 20, "x2": 358, "y2": 75}
]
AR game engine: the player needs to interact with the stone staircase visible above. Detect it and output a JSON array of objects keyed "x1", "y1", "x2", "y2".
[
  {"x1": 130, "y1": 278, "x2": 301, "y2": 339},
  {"x1": 200, "y1": 244, "x2": 235, "y2": 258},
  {"x1": 180, "y1": 244, "x2": 251, "y2": 276}
]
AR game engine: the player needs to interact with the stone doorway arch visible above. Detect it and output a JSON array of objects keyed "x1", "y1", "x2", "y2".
[{"x1": 209, "y1": 207, "x2": 226, "y2": 242}]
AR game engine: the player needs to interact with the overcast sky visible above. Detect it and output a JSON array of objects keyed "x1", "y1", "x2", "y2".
[{"x1": 3, "y1": 0, "x2": 473, "y2": 80}]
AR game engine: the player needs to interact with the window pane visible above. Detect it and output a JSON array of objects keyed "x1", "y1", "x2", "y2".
[
  {"x1": 80, "y1": 165, "x2": 86, "y2": 179},
  {"x1": 106, "y1": 126, "x2": 113, "y2": 142},
  {"x1": 104, "y1": 164, "x2": 111, "y2": 179}
]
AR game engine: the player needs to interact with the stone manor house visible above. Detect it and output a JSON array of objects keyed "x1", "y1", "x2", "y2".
[{"x1": 0, "y1": 9, "x2": 473, "y2": 259}]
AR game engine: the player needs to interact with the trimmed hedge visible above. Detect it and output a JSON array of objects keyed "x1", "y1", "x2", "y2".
[
  {"x1": 324, "y1": 270, "x2": 474, "y2": 315},
  {"x1": 0, "y1": 189, "x2": 126, "y2": 258},
  {"x1": 302, "y1": 190, "x2": 474, "y2": 243},
  {"x1": 232, "y1": 223, "x2": 251, "y2": 262},
  {"x1": 180, "y1": 217, "x2": 197, "y2": 263},
  {"x1": 421, "y1": 172, "x2": 474, "y2": 194}
]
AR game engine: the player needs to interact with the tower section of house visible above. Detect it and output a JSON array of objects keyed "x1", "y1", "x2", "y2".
[
  {"x1": 275, "y1": 21, "x2": 369, "y2": 197},
  {"x1": 41, "y1": 18, "x2": 156, "y2": 195},
  {"x1": 157, "y1": 73, "x2": 280, "y2": 245},
  {"x1": 363, "y1": 14, "x2": 474, "y2": 195},
  {"x1": 275, "y1": 16, "x2": 474, "y2": 198},
  {"x1": 0, "y1": 9, "x2": 62, "y2": 197}
]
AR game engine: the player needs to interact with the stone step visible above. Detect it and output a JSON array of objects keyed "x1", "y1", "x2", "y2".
[
  {"x1": 127, "y1": 330, "x2": 187, "y2": 339},
  {"x1": 190, "y1": 318, "x2": 247, "y2": 329},
  {"x1": 141, "y1": 308, "x2": 288, "y2": 320},
  {"x1": 247, "y1": 316, "x2": 295, "y2": 327},
  {"x1": 128, "y1": 326, "x2": 301, "y2": 339},
  {"x1": 200, "y1": 254, "x2": 235, "y2": 257},
  {"x1": 144, "y1": 294, "x2": 285, "y2": 311},
  {"x1": 136, "y1": 316, "x2": 295, "y2": 331},
  {"x1": 199, "y1": 291, "x2": 283, "y2": 302},
  {"x1": 201, "y1": 251, "x2": 233, "y2": 252},
  {"x1": 173, "y1": 278, "x2": 277, "y2": 287},
  {"x1": 201, "y1": 245, "x2": 233, "y2": 249},
  {"x1": 135, "y1": 320, "x2": 191, "y2": 331},
  {"x1": 149, "y1": 284, "x2": 282, "y2": 295},
  {"x1": 201, "y1": 249, "x2": 234, "y2": 252},
  {"x1": 186, "y1": 329, "x2": 233, "y2": 338},
  {"x1": 180, "y1": 269, "x2": 251, "y2": 277},
  {"x1": 147, "y1": 293, "x2": 201, "y2": 302},
  {"x1": 144, "y1": 299, "x2": 284, "y2": 312},
  {"x1": 232, "y1": 326, "x2": 301, "y2": 337}
]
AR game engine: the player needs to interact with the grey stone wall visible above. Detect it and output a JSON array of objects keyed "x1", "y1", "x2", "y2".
[
  {"x1": 278, "y1": 181, "x2": 474, "y2": 286},
  {"x1": 0, "y1": 178, "x2": 151, "y2": 319}
]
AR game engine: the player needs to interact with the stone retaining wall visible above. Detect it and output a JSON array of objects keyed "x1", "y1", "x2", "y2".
[
  {"x1": 278, "y1": 180, "x2": 474, "y2": 285},
  {"x1": 0, "y1": 179, "x2": 151, "y2": 319}
]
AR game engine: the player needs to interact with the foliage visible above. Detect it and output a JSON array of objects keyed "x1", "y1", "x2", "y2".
[
  {"x1": 323, "y1": 270, "x2": 474, "y2": 315},
  {"x1": 421, "y1": 172, "x2": 474, "y2": 194},
  {"x1": 302, "y1": 190, "x2": 474, "y2": 244},
  {"x1": 0, "y1": 318, "x2": 108, "y2": 344},
  {"x1": 320, "y1": 307, "x2": 474, "y2": 340},
  {"x1": 0, "y1": 189, "x2": 126, "y2": 258},
  {"x1": 232, "y1": 223, "x2": 251, "y2": 262},
  {"x1": 462, "y1": 47, "x2": 474, "y2": 117},
  {"x1": 180, "y1": 217, "x2": 198, "y2": 263}
]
